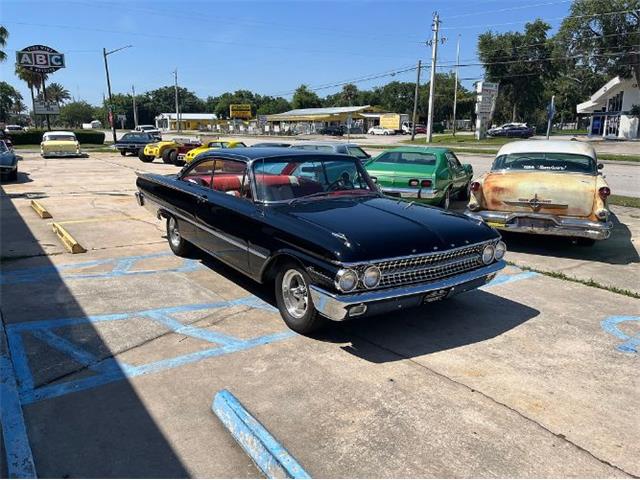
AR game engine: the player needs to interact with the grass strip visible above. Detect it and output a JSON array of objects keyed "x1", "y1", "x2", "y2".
[
  {"x1": 508, "y1": 262, "x2": 640, "y2": 299},
  {"x1": 609, "y1": 195, "x2": 640, "y2": 208}
]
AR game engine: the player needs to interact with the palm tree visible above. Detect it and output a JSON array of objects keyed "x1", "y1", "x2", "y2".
[
  {"x1": 45, "y1": 82, "x2": 71, "y2": 105},
  {"x1": 12, "y1": 98, "x2": 25, "y2": 115},
  {"x1": 16, "y1": 66, "x2": 47, "y2": 127},
  {"x1": 0, "y1": 26, "x2": 8, "y2": 63}
]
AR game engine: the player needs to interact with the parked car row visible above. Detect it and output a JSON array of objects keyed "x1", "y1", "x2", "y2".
[{"x1": 134, "y1": 138, "x2": 611, "y2": 333}]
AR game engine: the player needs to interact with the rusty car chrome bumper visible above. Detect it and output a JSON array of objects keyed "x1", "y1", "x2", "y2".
[
  {"x1": 308, "y1": 260, "x2": 505, "y2": 321},
  {"x1": 464, "y1": 210, "x2": 612, "y2": 240},
  {"x1": 381, "y1": 187, "x2": 439, "y2": 200}
]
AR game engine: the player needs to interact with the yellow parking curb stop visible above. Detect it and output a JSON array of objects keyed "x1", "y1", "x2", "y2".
[
  {"x1": 30, "y1": 200, "x2": 52, "y2": 219},
  {"x1": 52, "y1": 222, "x2": 86, "y2": 254}
]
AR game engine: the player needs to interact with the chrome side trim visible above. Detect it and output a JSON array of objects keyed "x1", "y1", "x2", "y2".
[
  {"x1": 382, "y1": 187, "x2": 438, "y2": 199},
  {"x1": 310, "y1": 261, "x2": 506, "y2": 321}
]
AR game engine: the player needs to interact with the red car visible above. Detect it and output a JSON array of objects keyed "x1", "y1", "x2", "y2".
[{"x1": 413, "y1": 125, "x2": 427, "y2": 134}]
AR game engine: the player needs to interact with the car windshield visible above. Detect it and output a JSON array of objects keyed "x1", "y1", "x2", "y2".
[
  {"x1": 253, "y1": 156, "x2": 376, "y2": 203},
  {"x1": 374, "y1": 151, "x2": 437, "y2": 166},
  {"x1": 45, "y1": 135, "x2": 76, "y2": 141},
  {"x1": 492, "y1": 152, "x2": 597, "y2": 174},
  {"x1": 122, "y1": 133, "x2": 149, "y2": 141},
  {"x1": 0, "y1": 141, "x2": 8, "y2": 152}
]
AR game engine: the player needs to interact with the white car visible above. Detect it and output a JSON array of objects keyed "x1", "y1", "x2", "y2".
[
  {"x1": 40, "y1": 131, "x2": 82, "y2": 158},
  {"x1": 134, "y1": 125, "x2": 161, "y2": 138},
  {"x1": 368, "y1": 126, "x2": 396, "y2": 136},
  {"x1": 4, "y1": 125, "x2": 24, "y2": 133}
]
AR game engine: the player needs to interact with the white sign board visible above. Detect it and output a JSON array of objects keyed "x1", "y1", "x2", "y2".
[
  {"x1": 34, "y1": 100, "x2": 60, "y2": 115},
  {"x1": 475, "y1": 81, "x2": 499, "y2": 140}
]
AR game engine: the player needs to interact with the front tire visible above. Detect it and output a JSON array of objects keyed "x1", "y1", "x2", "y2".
[
  {"x1": 275, "y1": 263, "x2": 326, "y2": 334},
  {"x1": 162, "y1": 149, "x2": 174, "y2": 164},
  {"x1": 169, "y1": 150, "x2": 179, "y2": 165},
  {"x1": 166, "y1": 216, "x2": 193, "y2": 256},
  {"x1": 138, "y1": 149, "x2": 154, "y2": 163},
  {"x1": 120, "y1": 150, "x2": 126, "y2": 156}
]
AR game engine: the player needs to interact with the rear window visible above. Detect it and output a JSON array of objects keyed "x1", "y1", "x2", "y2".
[
  {"x1": 374, "y1": 151, "x2": 437, "y2": 166},
  {"x1": 296, "y1": 145, "x2": 335, "y2": 153},
  {"x1": 492, "y1": 152, "x2": 597, "y2": 174}
]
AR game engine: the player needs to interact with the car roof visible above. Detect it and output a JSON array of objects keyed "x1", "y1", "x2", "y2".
[
  {"x1": 197, "y1": 147, "x2": 357, "y2": 162},
  {"x1": 289, "y1": 142, "x2": 360, "y2": 148},
  {"x1": 497, "y1": 140, "x2": 596, "y2": 159},
  {"x1": 381, "y1": 146, "x2": 451, "y2": 154},
  {"x1": 44, "y1": 131, "x2": 75, "y2": 136}
]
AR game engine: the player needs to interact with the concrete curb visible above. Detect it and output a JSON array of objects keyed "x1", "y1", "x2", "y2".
[
  {"x1": 0, "y1": 313, "x2": 37, "y2": 478},
  {"x1": 29, "y1": 200, "x2": 51, "y2": 219},
  {"x1": 51, "y1": 223, "x2": 86, "y2": 254},
  {"x1": 212, "y1": 389, "x2": 311, "y2": 479}
]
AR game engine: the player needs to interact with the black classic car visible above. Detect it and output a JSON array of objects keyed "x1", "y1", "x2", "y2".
[
  {"x1": 487, "y1": 123, "x2": 535, "y2": 138},
  {"x1": 135, "y1": 148, "x2": 506, "y2": 333},
  {"x1": 115, "y1": 132, "x2": 160, "y2": 156}
]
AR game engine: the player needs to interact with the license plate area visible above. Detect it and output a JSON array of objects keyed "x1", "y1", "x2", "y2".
[
  {"x1": 423, "y1": 288, "x2": 451, "y2": 303},
  {"x1": 515, "y1": 218, "x2": 553, "y2": 229}
]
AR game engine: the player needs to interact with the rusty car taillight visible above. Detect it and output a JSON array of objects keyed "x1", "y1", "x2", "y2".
[
  {"x1": 470, "y1": 181, "x2": 481, "y2": 192},
  {"x1": 598, "y1": 186, "x2": 611, "y2": 200}
]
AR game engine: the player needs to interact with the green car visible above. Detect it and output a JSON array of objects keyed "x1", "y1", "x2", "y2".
[{"x1": 365, "y1": 146, "x2": 473, "y2": 209}]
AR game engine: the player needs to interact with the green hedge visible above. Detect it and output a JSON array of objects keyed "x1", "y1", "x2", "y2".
[{"x1": 9, "y1": 130, "x2": 106, "y2": 145}]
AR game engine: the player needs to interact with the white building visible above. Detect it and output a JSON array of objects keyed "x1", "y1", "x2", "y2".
[
  {"x1": 577, "y1": 76, "x2": 640, "y2": 139},
  {"x1": 154, "y1": 113, "x2": 218, "y2": 132}
]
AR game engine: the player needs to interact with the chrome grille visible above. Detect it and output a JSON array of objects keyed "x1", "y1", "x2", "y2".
[{"x1": 359, "y1": 242, "x2": 491, "y2": 290}]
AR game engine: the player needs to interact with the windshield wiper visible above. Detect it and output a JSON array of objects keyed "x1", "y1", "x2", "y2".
[{"x1": 288, "y1": 190, "x2": 377, "y2": 205}]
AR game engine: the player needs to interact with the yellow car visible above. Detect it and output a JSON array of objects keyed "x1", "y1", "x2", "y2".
[
  {"x1": 182, "y1": 140, "x2": 247, "y2": 164},
  {"x1": 140, "y1": 140, "x2": 178, "y2": 163},
  {"x1": 41, "y1": 131, "x2": 82, "y2": 158}
]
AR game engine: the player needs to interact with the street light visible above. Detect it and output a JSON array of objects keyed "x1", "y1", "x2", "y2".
[{"x1": 103, "y1": 45, "x2": 132, "y2": 144}]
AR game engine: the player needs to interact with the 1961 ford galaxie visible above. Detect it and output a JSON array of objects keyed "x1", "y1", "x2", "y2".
[
  {"x1": 135, "y1": 148, "x2": 506, "y2": 333},
  {"x1": 465, "y1": 140, "x2": 612, "y2": 245}
]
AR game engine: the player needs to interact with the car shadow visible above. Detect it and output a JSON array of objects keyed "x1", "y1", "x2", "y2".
[
  {"x1": 500, "y1": 212, "x2": 639, "y2": 266},
  {"x1": 195, "y1": 251, "x2": 539, "y2": 363},
  {"x1": 0, "y1": 188, "x2": 188, "y2": 477}
]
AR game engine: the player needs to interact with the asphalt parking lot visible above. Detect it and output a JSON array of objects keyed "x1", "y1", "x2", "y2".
[{"x1": 1, "y1": 151, "x2": 639, "y2": 477}]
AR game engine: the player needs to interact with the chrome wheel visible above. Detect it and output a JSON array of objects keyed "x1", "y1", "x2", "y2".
[
  {"x1": 168, "y1": 217, "x2": 181, "y2": 247},
  {"x1": 442, "y1": 189, "x2": 450, "y2": 209},
  {"x1": 281, "y1": 269, "x2": 309, "y2": 319}
]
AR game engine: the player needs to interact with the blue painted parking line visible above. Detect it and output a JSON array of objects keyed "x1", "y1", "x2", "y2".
[
  {"x1": 1, "y1": 320, "x2": 37, "y2": 478},
  {"x1": 601, "y1": 316, "x2": 640, "y2": 354},
  {"x1": 5, "y1": 297, "x2": 295, "y2": 405},
  {"x1": 483, "y1": 270, "x2": 539, "y2": 289},
  {"x1": 0, "y1": 253, "x2": 202, "y2": 285},
  {"x1": 213, "y1": 390, "x2": 311, "y2": 479}
]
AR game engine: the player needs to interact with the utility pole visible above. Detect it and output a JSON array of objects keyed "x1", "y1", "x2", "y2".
[
  {"x1": 41, "y1": 75, "x2": 51, "y2": 131},
  {"x1": 452, "y1": 34, "x2": 460, "y2": 136},
  {"x1": 546, "y1": 95, "x2": 555, "y2": 139},
  {"x1": 426, "y1": 12, "x2": 440, "y2": 143},
  {"x1": 102, "y1": 45, "x2": 131, "y2": 144},
  {"x1": 103, "y1": 48, "x2": 117, "y2": 144},
  {"x1": 173, "y1": 69, "x2": 181, "y2": 133},
  {"x1": 132, "y1": 85, "x2": 138, "y2": 128},
  {"x1": 411, "y1": 59, "x2": 422, "y2": 141}
]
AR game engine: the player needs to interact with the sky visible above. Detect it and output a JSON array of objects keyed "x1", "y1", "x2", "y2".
[{"x1": 1, "y1": 0, "x2": 573, "y2": 107}]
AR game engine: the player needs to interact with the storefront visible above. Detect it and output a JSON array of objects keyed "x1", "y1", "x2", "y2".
[
  {"x1": 265, "y1": 106, "x2": 381, "y2": 134},
  {"x1": 577, "y1": 76, "x2": 640, "y2": 139},
  {"x1": 154, "y1": 113, "x2": 218, "y2": 132}
]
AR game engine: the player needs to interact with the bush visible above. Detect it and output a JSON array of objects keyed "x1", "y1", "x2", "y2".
[
  {"x1": 433, "y1": 122, "x2": 445, "y2": 134},
  {"x1": 9, "y1": 130, "x2": 105, "y2": 145}
]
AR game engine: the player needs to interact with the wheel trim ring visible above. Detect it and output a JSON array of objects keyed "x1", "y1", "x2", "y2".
[
  {"x1": 282, "y1": 269, "x2": 308, "y2": 319},
  {"x1": 169, "y1": 218, "x2": 181, "y2": 247}
]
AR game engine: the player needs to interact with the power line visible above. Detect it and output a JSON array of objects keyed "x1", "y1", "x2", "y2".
[{"x1": 445, "y1": 0, "x2": 572, "y2": 20}]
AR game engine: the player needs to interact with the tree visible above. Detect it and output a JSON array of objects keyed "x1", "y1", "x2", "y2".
[
  {"x1": 256, "y1": 96, "x2": 291, "y2": 115},
  {"x1": 59, "y1": 101, "x2": 95, "y2": 128},
  {"x1": 44, "y1": 82, "x2": 71, "y2": 105},
  {"x1": 142, "y1": 86, "x2": 205, "y2": 120},
  {"x1": 15, "y1": 66, "x2": 48, "y2": 126},
  {"x1": 0, "y1": 26, "x2": 8, "y2": 62},
  {"x1": 558, "y1": 0, "x2": 640, "y2": 86},
  {"x1": 375, "y1": 81, "x2": 416, "y2": 114},
  {"x1": 0, "y1": 81, "x2": 23, "y2": 122},
  {"x1": 291, "y1": 85, "x2": 322, "y2": 109},
  {"x1": 478, "y1": 20, "x2": 558, "y2": 123}
]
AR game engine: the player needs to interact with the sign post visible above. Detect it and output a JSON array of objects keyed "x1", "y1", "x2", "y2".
[
  {"x1": 475, "y1": 81, "x2": 499, "y2": 140},
  {"x1": 546, "y1": 95, "x2": 556, "y2": 139},
  {"x1": 16, "y1": 45, "x2": 66, "y2": 131}
]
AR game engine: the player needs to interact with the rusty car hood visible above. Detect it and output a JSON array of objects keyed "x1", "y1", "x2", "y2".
[{"x1": 482, "y1": 171, "x2": 596, "y2": 217}]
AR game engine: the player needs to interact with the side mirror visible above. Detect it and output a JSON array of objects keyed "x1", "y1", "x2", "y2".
[{"x1": 597, "y1": 163, "x2": 604, "y2": 170}]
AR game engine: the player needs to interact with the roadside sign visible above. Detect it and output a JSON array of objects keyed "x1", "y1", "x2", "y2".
[
  {"x1": 16, "y1": 45, "x2": 65, "y2": 73},
  {"x1": 230, "y1": 104, "x2": 252, "y2": 119},
  {"x1": 34, "y1": 100, "x2": 60, "y2": 115}
]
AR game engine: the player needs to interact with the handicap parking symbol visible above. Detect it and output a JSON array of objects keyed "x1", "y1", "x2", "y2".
[{"x1": 600, "y1": 316, "x2": 640, "y2": 354}]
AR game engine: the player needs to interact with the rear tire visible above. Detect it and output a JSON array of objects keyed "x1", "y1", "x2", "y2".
[
  {"x1": 120, "y1": 150, "x2": 126, "y2": 156},
  {"x1": 162, "y1": 149, "x2": 174, "y2": 164},
  {"x1": 169, "y1": 150, "x2": 179, "y2": 165},
  {"x1": 138, "y1": 149, "x2": 154, "y2": 163},
  {"x1": 275, "y1": 262, "x2": 326, "y2": 334},
  {"x1": 439, "y1": 188, "x2": 451, "y2": 209},
  {"x1": 166, "y1": 216, "x2": 193, "y2": 256}
]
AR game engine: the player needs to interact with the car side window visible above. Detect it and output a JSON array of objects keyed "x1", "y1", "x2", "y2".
[
  {"x1": 445, "y1": 152, "x2": 462, "y2": 169},
  {"x1": 182, "y1": 160, "x2": 215, "y2": 188},
  {"x1": 211, "y1": 159, "x2": 251, "y2": 200}
]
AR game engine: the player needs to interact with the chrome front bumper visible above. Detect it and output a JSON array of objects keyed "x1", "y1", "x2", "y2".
[
  {"x1": 465, "y1": 210, "x2": 612, "y2": 240},
  {"x1": 309, "y1": 261, "x2": 506, "y2": 321},
  {"x1": 382, "y1": 187, "x2": 439, "y2": 199}
]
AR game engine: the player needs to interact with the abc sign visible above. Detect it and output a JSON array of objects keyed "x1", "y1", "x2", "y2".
[{"x1": 16, "y1": 45, "x2": 66, "y2": 73}]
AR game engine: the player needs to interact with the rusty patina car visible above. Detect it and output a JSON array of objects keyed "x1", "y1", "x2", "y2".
[{"x1": 465, "y1": 140, "x2": 612, "y2": 246}]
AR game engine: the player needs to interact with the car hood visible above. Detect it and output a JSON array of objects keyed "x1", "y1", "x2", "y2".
[
  {"x1": 272, "y1": 196, "x2": 497, "y2": 263},
  {"x1": 0, "y1": 152, "x2": 17, "y2": 166}
]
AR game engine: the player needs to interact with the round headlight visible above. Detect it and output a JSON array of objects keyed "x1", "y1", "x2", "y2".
[
  {"x1": 335, "y1": 269, "x2": 358, "y2": 292},
  {"x1": 494, "y1": 241, "x2": 506, "y2": 260},
  {"x1": 482, "y1": 244, "x2": 495, "y2": 265},
  {"x1": 362, "y1": 266, "x2": 381, "y2": 289}
]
